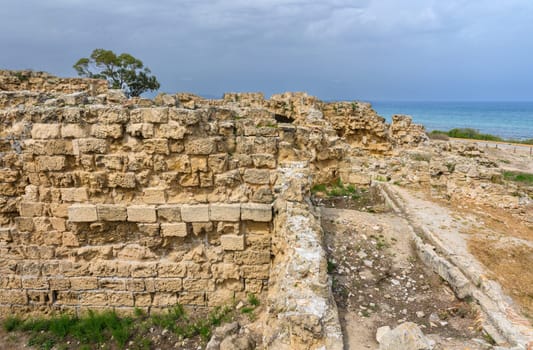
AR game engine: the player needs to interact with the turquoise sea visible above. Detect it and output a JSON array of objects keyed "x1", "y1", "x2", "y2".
[{"x1": 371, "y1": 101, "x2": 533, "y2": 141}]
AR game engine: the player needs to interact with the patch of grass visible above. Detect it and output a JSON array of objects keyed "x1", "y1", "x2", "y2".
[
  {"x1": 311, "y1": 179, "x2": 363, "y2": 199},
  {"x1": 327, "y1": 260, "x2": 337, "y2": 274},
  {"x1": 4, "y1": 316, "x2": 23, "y2": 331},
  {"x1": 503, "y1": 171, "x2": 533, "y2": 184},
  {"x1": 311, "y1": 183, "x2": 327, "y2": 194},
  {"x1": 3, "y1": 303, "x2": 238, "y2": 350},
  {"x1": 247, "y1": 293, "x2": 260, "y2": 307},
  {"x1": 430, "y1": 129, "x2": 533, "y2": 145}
]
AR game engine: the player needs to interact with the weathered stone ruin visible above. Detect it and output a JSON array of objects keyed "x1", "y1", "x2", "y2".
[{"x1": 1, "y1": 70, "x2": 531, "y2": 349}]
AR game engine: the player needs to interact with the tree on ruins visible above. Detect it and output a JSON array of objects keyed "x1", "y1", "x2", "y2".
[{"x1": 73, "y1": 48, "x2": 160, "y2": 97}]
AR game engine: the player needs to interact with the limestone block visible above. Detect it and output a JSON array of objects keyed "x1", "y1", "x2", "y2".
[
  {"x1": 95, "y1": 155, "x2": 124, "y2": 170},
  {"x1": 199, "y1": 172, "x2": 213, "y2": 187},
  {"x1": 241, "y1": 203, "x2": 272, "y2": 222},
  {"x1": 182, "y1": 278, "x2": 210, "y2": 292},
  {"x1": 161, "y1": 223, "x2": 187, "y2": 237},
  {"x1": 152, "y1": 293, "x2": 178, "y2": 307},
  {"x1": 108, "y1": 172, "x2": 136, "y2": 188},
  {"x1": 235, "y1": 251, "x2": 271, "y2": 265},
  {"x1": 55, "y1": 291, "x2": 78, "y2": 305},
  {"x1": 155, "y1": 278, "x2": 183, "y2": 292},
  {"x1": 90, "y1": 124, "x2": 123, "y2": 139},
  {"x1": 99, "y1": 278, "x2": 126, "y2": 291},
  {"x1": 208, "y1": 154, "x2": 228, "y2": 173},
  {"x1": 220, "y1": 234, "x2": 245, "y2": 251},
  {"x1": 50, "y1": 217, "x2": 66, "y2": 231},
  {"x1": 22, "y1": 277, "x2": 49, "y2": 289},
  {"x1": 19, "y1": 202, "x2": 44, "y2": 217},
  {"x1": 108, "y1": 292, "x2": 134, "y2": 307},
  {"x1": 27, "y1": 139, "x2": 75, "y2": 155},
  {"x1": 50, "y1": 203, "x2": 69, "y2": 218},
  {"x1": 166, "y1": 154, "x2": 190, "y2": 173},
  {"x1": 31, "y1": 123, "x2": 60, "y2": 139},
  {"x1": 62, "y1": 232, "x2": 79, "y2": 247},
  {"x1": 243, "y1": 169, "x2": 271, "y2": 184},
  {"x1": 97, "y1": 204, "x2": 127, "y2": 221},
  {"x1": 75, "y1": 138, "x2": 108, "y2": 154},
  {"x1": 138, "y1": 223, "x2": 160, "y2": 236},
  {"x1": 244, "y1": 279, "x2": 263, "y2": 294},
  {"x1": 159, "y1": 123, "x2": 187, "y2": 140},
  {"x1": 158, "y1": 263, "x2": 187, "y2": 278},
  {"x1": 211, "y1": 263, "x2": 241, "y2": 280},
  {"x1": 0, "y1": 275, "x2": 22, "y2": 289},
  {"x1": 126, "y1": 123, "x2": 154, "y2": 138},
  {"x1": 70, "y1": 277, "x2": 98, "y2": 290},
  {"x1": 181, "y1": 204, "x2": 209, "y2": 222},
  {"x1": 209, "y1": 203, "x2": 241, "y2": 222},
  {"x1": 0, "y1": 290, "x2": 27, "y2": 305},
  {"x1": 119, "y1": 244, "x2": 153, "y2": 261},
  {"x1": 68, "y1": 204, "x2": 97, "y2": 222},
  {"x1": 134, "y1": 293, "x2": 152, "y2": 307},
  {"x1": 217, "y1": 222, "x2": 240, "y2": 234},
  {"x1": 157, "y1": 205, "x2": 181, "y2": 222},
  {"x1": 184, "y1": 138, "x2": 217, "y2": 155},
  {"x1": 0, "y1": 169, "x2": 19, "y2": 183},
  {"x1": 241, "y1": 264, "x2": 270, "y2": 279},
  {"x1": 178, "y1": 292, "x2": 205, "y2": 306},
  {"x1": 132, "y1": 107, "x2": 169, "y2": 123},
  {"x1": 130, "y1": 263, "x2": 157, "y2": 278},
  {"x1": 143, "y1": 188, "x2": 166, "y2": 204},
  {"x1": 60, "y1": 188, "x2": 88, "y2": 202},
  {"x1": 252, "y1": 154, "x2": 276, "y2": 168},
  {"x1": 37, "y1": 156, "x2": 66, "y2": 171},
  {"x1": 0, "y1": 228, "x2": 12, "y2": 243},
  {"x1": 190, "y1": 156, "x2": 208, "y2": 172},
  {"x1": 79, "y1": 292, "x2": 107, "y2": 306},
  {"x1": 61, "y1": 124, "x2": 87, "y2": 138},
  {"x1": 207, "y1": 289, "x2": 235, "y2": 307},
  {"x1": 49, "y1": 278, "x2": 70, "y2": 290},
  {"x1": 127, "y1": 279, "x2": 145, "y2": 292},
  {"x1": 143, "y1": 139, "x2": 169, "y2": 154},
  {"x1": 192, "y1": 222, "x2": 213, "y2": 235},
  {"x1": 15, "y1": 217, "x2": 34, "y2": 232},
  {"x1": 127, "y1": 205, "x2": 157, "y2": 222}
]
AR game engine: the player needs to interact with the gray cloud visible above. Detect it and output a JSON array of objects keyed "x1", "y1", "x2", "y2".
[{"x1": 1, "y1": 0, "x2": 532, "y2": 100}]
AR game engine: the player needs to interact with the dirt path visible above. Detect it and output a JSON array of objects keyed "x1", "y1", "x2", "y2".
[
  {"x1": 320, "y1": 207, "x2": 489, "y2": 350},
  {"x1": 390, "y1": 186, "x2": 533, "y2": 323}
]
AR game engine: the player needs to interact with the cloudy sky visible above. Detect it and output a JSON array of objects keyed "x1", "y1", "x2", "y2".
[{"x1": 1, "y1": 0, "x2": 532, "y2": 101}]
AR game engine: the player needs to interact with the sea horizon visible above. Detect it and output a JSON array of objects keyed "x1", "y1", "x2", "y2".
[{"x1": 370, "y1": 100, "x2": 533, "y2": 141}]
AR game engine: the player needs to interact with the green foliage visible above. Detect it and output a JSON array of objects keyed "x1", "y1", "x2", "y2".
[
  {"x1": 3, "y1": 316, "x2": 23, "y2": 331},
  {"x1": 73, "y1": 48, "x2": 160, "y2": 97},
  {"x1": 247, "y1": 293, "x2": 260, "y2": 307},
  {"x1": 430, "y1": 129, "x2": 533, "y2": 145},
  {"x1": 311, "y1": 179, "x2": 363, "y2": 199},
  {"x1": 327, "y1": 260, "x2": 336, "y2": 274},
  {"x1": 3, "y1": 303, "x2": 242, "y2": 349},
  {"x1": 503, "y1": 171, "x2": 533, "y2": 184}
]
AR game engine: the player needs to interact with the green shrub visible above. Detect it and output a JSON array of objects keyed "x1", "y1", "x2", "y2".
[{"x1": 503, "y1": 171, "x2": 533, "y2": 184}]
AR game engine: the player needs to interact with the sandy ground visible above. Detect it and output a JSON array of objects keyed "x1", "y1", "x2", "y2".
[{"x1": 451, "y1": 138, "x2": 533, "y2": 173}]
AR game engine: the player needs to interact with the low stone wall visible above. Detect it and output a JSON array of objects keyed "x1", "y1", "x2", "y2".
[{"x1": 0, "y1": 70, "x2": 108, "y2": 96}]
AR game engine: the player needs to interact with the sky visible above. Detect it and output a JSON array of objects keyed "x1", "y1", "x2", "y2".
[{"x1": 1, "y1": 0, "x2": 533, "y2": 101}]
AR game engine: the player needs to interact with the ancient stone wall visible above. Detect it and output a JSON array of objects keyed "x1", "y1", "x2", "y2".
[
  {"x1": 0, "y1": 71, "x2": 427, "y2": 320},
  {"x1": 0, "y1": 70, "x2": 108, "y2": 96}
]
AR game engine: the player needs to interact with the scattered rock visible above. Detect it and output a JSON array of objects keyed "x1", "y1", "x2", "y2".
[{"x1": 377, "y1": 322, "x2": 434, "y2": 350}]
